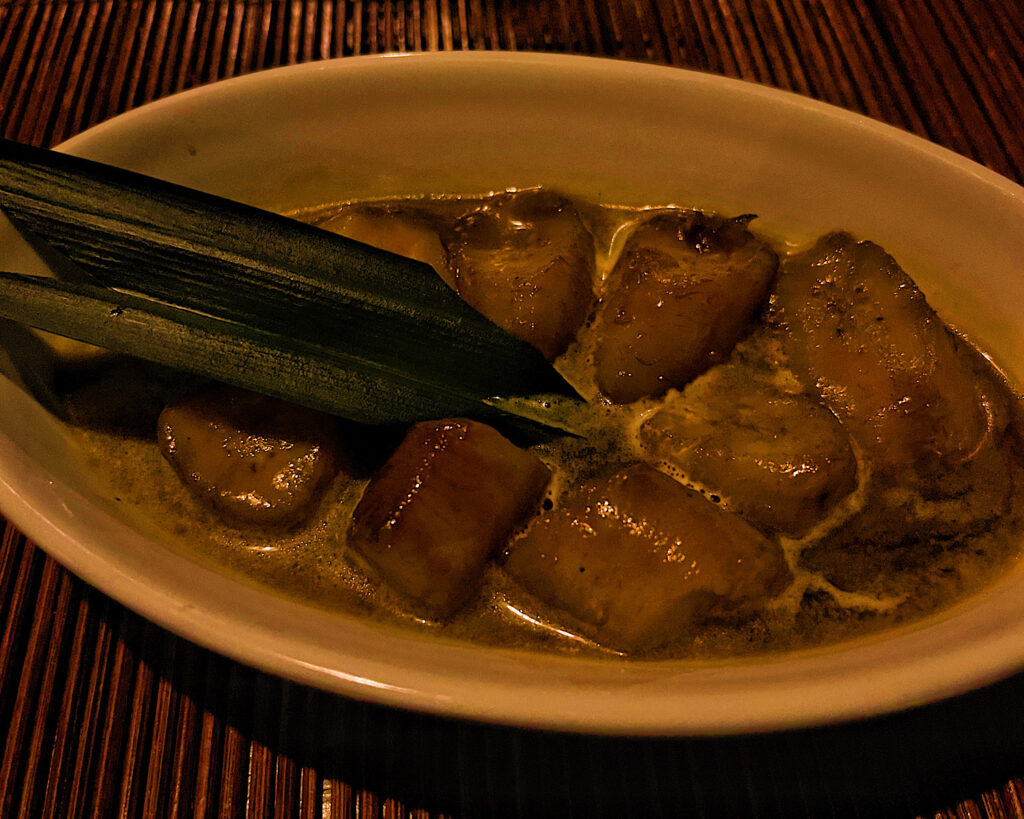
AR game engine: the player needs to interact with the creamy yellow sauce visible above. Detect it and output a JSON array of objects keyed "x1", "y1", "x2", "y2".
[{"x1": 57, "y1": 193, "x2": 1024, "y2": 660}]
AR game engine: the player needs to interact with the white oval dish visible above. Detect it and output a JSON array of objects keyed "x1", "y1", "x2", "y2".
[{"x1": 1, "y1": 53, "x2": 1023, "y2": 736}]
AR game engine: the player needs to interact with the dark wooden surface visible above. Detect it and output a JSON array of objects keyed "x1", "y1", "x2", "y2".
[{"x1": 2, "y1": 2, "x2": 1024, "y2": 817}]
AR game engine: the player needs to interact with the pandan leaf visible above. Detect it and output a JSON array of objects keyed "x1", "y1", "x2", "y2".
[
  {"x1": 0, "y1": 139, "x2": 585, "y2": 431},
  {"x1": 0, "y1": 272, "x2": 585, "y2": 434}
]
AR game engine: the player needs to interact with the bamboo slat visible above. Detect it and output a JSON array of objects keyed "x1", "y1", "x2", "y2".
[{"x1": 1, "y1": 2, "x2": 1023, "y2": 817}]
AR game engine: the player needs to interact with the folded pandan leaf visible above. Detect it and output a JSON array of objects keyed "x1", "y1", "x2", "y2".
[{"x1": 0, "y1": 139, "x2": 585, "y2": 432}]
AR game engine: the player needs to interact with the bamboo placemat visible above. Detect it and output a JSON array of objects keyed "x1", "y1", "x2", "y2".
[{"x1": 2, "y1": 2, "x2": 1023, "y2": 817}]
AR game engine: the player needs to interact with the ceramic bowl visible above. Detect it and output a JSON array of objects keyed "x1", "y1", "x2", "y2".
[{"x1": 1, "y1": 53, "x2": 1023, "y2": 735}]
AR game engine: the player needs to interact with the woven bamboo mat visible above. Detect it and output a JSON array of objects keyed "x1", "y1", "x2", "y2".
[{"x1": 2, "y1": 2, "x2": 1024, "y2": 817}]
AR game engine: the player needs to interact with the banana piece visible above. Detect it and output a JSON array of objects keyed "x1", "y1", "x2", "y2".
[
  {"x1": 641, "y1": 365, "x2": 857, "y2": 536},
  {"x1": 592, "y1": 212, "x2": 777, "y2": 403},
  {"x1": 158, "y1": 383, "x2": 341, "y2": 527},
  {"x1": 348, "y1": 418, "x2": 550, "y2": 618},
  {"x1": 443, "y1": 190, "x2": 595, "y2": 359},
  {"x1": 504, "y1": 464, "x2": 790, "y2": 652}
]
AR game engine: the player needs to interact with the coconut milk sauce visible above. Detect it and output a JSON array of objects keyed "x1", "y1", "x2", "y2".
[{"x1": 59, "y1": 193, "x2": 1024, "y2": 660}]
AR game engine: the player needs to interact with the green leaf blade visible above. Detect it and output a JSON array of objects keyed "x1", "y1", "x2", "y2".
[
  {"x1": 0, "y1": 138, "x2": 585, "y2": 430},
  {"x1": 0, "y1": 272, "x2": 583, "y2": 433}
]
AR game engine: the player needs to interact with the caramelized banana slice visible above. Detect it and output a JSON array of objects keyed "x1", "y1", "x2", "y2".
[
  {"x1": 772, "y1": 233, "x2": 991, "y2": 478},
  {"x1": 443, "y1": 190, "x2": 595, "y2": 359},
  {"x1": 592, "y1": 212, "x2": 777, "y2": 403},
  {"x1": 504, "y1": 464, "x2": 790, "y2": 652},
  {"x1": 641, "y1": 365, "x2": 857, "y2": 536},
  {"x1": 348, "y1": 419, "x2": 550, "y2": 618},
  {"x1": 159, "y1": 383, "x2": 341, "y2": 527},
  {"x1": 319, "y1": 205, "x2": 452, "y2": 285}
]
